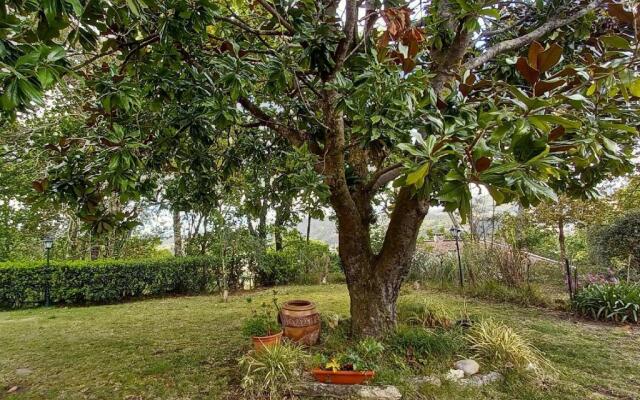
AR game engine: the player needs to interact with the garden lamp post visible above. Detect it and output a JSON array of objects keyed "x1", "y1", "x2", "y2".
[
  {"x1": 449, "y1": 227, "x2": 463, "y2": 288},
  {"x1": 43, "y1": 236, "x2": 53, "y2": 307}
]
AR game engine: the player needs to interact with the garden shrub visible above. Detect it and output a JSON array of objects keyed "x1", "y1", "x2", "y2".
[
  {"x1": 255, "y1": 232, "x2": 340, "y2": 286},
  {"x1": 255, "y1": 250, "x2": 299, "y2": 286},
  {"x1": 572, "y1": 283, "x2": 640, "y2": 323},
  {"x1": 0, "y1": 256, "x2": 220, "y2": 309}
]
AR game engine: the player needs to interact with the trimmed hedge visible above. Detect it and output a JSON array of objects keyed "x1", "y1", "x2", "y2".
[{"x1": 0, "y1": 257, "x2": 220, "y2": 309}]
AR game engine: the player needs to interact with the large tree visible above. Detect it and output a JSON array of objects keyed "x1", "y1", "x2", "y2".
[{"x1": 2, "y1": 0, "x2": 639, "y2": 336}]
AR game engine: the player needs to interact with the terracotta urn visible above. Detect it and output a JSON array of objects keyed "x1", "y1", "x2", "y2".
[{"x1": 279, "y1": 299, "x2": 320, "y2": 345}]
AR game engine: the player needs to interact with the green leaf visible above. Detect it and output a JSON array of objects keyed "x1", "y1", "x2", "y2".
[
  {"x1": 600, "y1": 35, "x2": 632, "y2": 50},
  {"x1": 527, "y1": 114, "x2": 581, "y2": 130},
  {"x1": 406, "y1": 163, "x2": 430, "y2": 187},
  {"x1": 36, "y1": 68, "x2": 55, "y2": 88},
  {"x1": 628, "y1": 79, "x2": 640, "y2": 97},
  {"x1": 479, "y1": 8, "x2": 500, "y2": 18},
  {"x1": 126, "y1": 0, "x2": 140, "y2": 16}
]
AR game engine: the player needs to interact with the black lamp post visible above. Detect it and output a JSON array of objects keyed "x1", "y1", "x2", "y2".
[
  {"x1": 43, "y1": 236, "x2": 53, "y2": 307},
  {"x1": 449, "y1": 227, "x2": 463, "y2": 288}
]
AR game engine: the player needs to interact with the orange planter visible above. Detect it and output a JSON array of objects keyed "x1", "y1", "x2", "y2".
[
  {"x1": 311, "y1": 369, "x2": 375, "y2": 385},
  {"x1": 251, "y1": 331, "x2": 283, "y2": 351}
]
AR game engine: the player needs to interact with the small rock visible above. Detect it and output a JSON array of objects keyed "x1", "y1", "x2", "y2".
[
  {"x1": 446, "y1": 369, "x2": 465, "y2": 381},
  {"x1": 408, "y1": 375, "x2": 442, "y2": 387},
  {"x1": 459, "y1": 371, "x2": 504, "y2": 387},
  {"x1": 294, "y1": 382, "x2": 401, "y2": 399},
  {"x1": 412, "y1": 281, "x2": 421, "y2": 290},
  {"x1": 7, "y1": 386, "x2": 19, "y2": 393},
  {"x1": 454, "y1": 359, "x2": 480, "y2": 376},
  {"x1": 356, "y1": 385, "x2": 402, "y2": 400},
  {"x1": 16, "y1": 368, "x2": 33, "y2": 376}
]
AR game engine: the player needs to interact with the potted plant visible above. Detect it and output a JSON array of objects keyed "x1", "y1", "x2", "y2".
[
  {"x1": 242, "y1": 297, "x2": 283, "y2": 351},
  {"x1": 311, "y1": 339, "x2": 382, "y2": 385}
]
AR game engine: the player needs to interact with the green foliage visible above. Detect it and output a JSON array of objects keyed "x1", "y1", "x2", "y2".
[
  {"x1": 572, "y1": 283, "x2": 640, "y2": 323},
  {"x1": 0, "y1": 256, "x2": 219, "y2": 309},
  {"x1": 239, "y1": 343, "x2": 308, "y2": 400},
  {"x1": 241, "y1": 296, "x2": 282, "y2": 337},
  {"x1": 388, "y1": 326, "x2": 465, "y2": 359},
  {"x1": 466, "y1": 281, "x2": 549, "y2": 308},
  {"x1": 316, "y1": 338, "x2": 385, "y2": 372},
  {"x1": 590, "y1": 210, "x2": 640, "y2": 272},
  {"x1": 256, "y1": 232, "x2": 339, "y2": 286},
  {"x1": 466, "y1": 319, "x2": 550, "y2": 373},
  {"x1": 397, "y1": 300, "x2": 454, "y2": 329}
]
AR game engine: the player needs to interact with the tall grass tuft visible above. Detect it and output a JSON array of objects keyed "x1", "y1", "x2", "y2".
[
  {"x1": 466, "y1": 319, "x2": 550, "y2": 374},
  {"x1": 239, "y1": 343, "x2": 308, "y2": 399}
]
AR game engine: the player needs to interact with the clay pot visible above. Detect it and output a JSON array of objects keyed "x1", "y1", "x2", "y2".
[
  {"x1": 279, "y1": 300, "x2": 320, "y2": 345},
  {"x1": 311, "y1": 369, "x2": 375, "y2": 385},
  {"x1": 251, "y1": 331, "x2": 283, "y2": 351}
]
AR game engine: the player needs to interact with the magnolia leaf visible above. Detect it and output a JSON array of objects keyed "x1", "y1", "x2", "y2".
[
  {"x1": 537, "y1": 43, "x2": 563, "y2": 73},
  {"x1": 516, "y1": 57, "x2": 539, "y2": 84},
  {"x1": 600, "y1": 35, "x2": 632, "y2": 50},
  {"x1": 534, "y1": 79, "x2": 565, "y2": 96},
  {"x1": 528, "y1": 41, "x2": 544, "y2": 70},
  {"x1": 628, "y1": 79, "x2": 640, "y2": 97},
  {"x1": 586, "y1": 83, "x2": 597, "y2": 96},
  {"x1": 475, "y1": 157, "x2": 491, "y2": 172},
  {"x1": 528, "y1": 114, "x2": 581, "y2": 130},
  {"x1": 406, "y1": 163, "x2": 430, "y2": 187}
]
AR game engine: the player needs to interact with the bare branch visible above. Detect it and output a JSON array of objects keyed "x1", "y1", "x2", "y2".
[{"x1": 463, "y1": 0, "x2": 602, "y2": 71}]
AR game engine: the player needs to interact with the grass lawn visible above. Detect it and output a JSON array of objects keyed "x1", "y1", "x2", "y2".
[{"x1": 1, "y1": 284, "x2": 638, "y2": 399}]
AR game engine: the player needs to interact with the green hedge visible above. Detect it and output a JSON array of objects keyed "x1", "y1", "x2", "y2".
[{"x1": 0, "y1": 257, "x2": 220, "y2": 309}]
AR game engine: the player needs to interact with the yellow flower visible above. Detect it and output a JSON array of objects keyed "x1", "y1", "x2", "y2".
[{"x1": 325, "y1": 358, "x2": 341, "y2": 372}]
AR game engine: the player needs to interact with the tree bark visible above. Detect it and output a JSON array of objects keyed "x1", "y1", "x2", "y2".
[
  {"x1": 173, "y1": 209, "x2": 183, "y2": 257},
  {"x1": 306, "y1": 213, "x2": 311, "y2": 243},
  {"x1": 558, "y1": 216, "x2": 566, "y2": 264}
]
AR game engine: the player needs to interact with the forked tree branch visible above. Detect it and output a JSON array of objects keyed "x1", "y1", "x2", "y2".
[
  {"x1": 238, "y1": 96, "x2": 305, "y2": 147},
  {"x1": 366, "y1": 163, "x2": 404, "y2": 193},
  {"x1": 254, "y1": 0, "x2": 295, "y2": 34},
  {"x1": 463, "y1": 0, "x2": 602, "y2": 70}
]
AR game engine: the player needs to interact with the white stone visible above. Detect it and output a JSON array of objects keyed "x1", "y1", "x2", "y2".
[
  {"x1": 408, "y1": 375, "x2": 442, "y2": 387},
  {"x1": 454, "y1": 359, "x2": 480, "y2": 376},
  {"x1": 459, "y1": 371, "x2": 504, "y2": 387},
  {"x1": 294, "y1": 383, "x2": 401, "y2": 399},
  {"x1": 446, "y1": 369, "x2": 465, "y2": 381}
]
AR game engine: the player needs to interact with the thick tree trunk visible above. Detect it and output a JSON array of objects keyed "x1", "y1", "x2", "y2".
[
  {"x1": 173, "y1": 209, "x2": 183, "y2": 257},
  {"x1": 336, "y1": 187, "x2": 428, "y2": 337}
]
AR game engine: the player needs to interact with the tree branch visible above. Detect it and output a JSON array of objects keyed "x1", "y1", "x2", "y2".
[
  {"x1": 254, "y1": 0, "x2": 295, "y2": 34},
  {"x1": 463, "y1": 0, "x2": 602, "y2": 71},
  {"x1": 327, "y1": 0, "x2": 358, "y2": 80},
  {"x1": 238, "y1": 96, "x2": 305, "y2": 147},
  {"x1": 366, "y1": 163, "x2": 403, "y2": 193}
]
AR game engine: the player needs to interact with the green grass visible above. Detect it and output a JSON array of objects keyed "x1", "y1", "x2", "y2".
[{"x1": 1, "y1": 284, "x2": 639, "y2": 399}]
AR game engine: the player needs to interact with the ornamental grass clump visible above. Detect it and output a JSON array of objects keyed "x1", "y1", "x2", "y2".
[
  {"x1": 239, "y1": 343, "x2": 308, "y2": 400},
  {"x1": 466, "y1": 319, "x2": 550, "y2": 374},
  {"x1": 572, "y1": 283, "x2": 640, "y2": 323}
]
